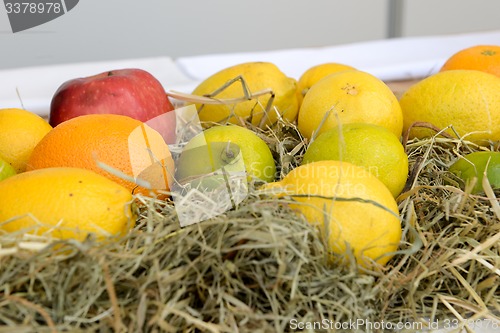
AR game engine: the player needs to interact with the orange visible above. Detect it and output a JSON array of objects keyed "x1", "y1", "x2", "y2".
[
  {"x1": 27, "y1": 114, "x2": 174, "y2": 196},
  {"x1": 440, "y1": 45, "x2": 500, "y2": 77}
]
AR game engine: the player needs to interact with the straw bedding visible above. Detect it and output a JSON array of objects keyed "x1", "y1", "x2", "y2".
[{"x1": 1, "y1": 120, "x2": 499, "y2": 332}]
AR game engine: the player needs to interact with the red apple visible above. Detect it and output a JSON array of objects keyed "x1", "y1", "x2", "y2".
[{"x1": 49, "y1": 68, "x2": 176, "y2": 143}]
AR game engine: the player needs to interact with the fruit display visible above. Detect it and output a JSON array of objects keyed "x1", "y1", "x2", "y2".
[{"x1": 1, "y1": 45, "x2": 500, "y2": 331}]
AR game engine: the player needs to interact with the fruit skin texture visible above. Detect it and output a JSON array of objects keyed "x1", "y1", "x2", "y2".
[
  {"x1": 449, "y1": 151, "x2": 500, "y2": 194},
  {"x1": 177, "y1": 125, "x2": 276, "y2": 183},
  {"x1": 27, "y1": 114, "x2": 174, "y2": 196},
  {"x1": 191, "y1": 62, "x2": 299, "y2": 127},
  {"x1": 298, "y1": 70, "x2": 403, "y2": 140},
  {"x1": 297, "y1": 62, "x2": 356, "y2": 105},
  {"x1": 440, "y1": 45, "x2": 500, "y2": 77},
  {"x1": 49, "y1": 68, "x2": 176, "y2": 143},
  {"x1": 0, "y1": 108, "x2": 52, "y2": 173},
  {"x1": 0, "y1": 157, "x2": 16, "y2": 181},
  {"x1": 302, "y1": 123, "x2": 408, "y2": 198},
  {"x1": 264, "y1": 160, "x2": 401, "y2": 268},
  {"x1": 400, "y1": 70, "x2": 500, "y2": 144},
  {"x1": 0, "y1": 167, "x2": 134, "y2": 241}
]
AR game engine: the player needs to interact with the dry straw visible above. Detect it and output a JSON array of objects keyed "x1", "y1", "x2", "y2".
[{"x1": 1, "y1": 91, "x2": 500, "y2": 332}]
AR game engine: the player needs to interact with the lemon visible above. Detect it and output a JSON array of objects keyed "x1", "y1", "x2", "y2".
[
  {"x1": 297, "y1": 63, "x2": 356, "y2": 105},
  {"x1": 0, "y1": 156, "x2": 16, "y2": 181},
  {"x1": 400, "y1": 70, "x2": 500, "y2": 144},
  {"x1": 298, "y1": 70, "x2": 403, "y2": 140},
  {"x1": 302, "y1": 123, "x2": 408, "y2": 197},
  {"x1": 449, "y1": 151, "x2": 500, "y2": 194},
  {"x1": 191, "y1": 62, "x2": 299, "y2": 127},
  {"x1": 264, "y1": 160, "x2": 401, "y2": 268},
  {"x1": 177, "y1": 125, "x2": 276, "y2": 183},
  {"x1": 0, "y1": 167, "x2": 134, "y2": 241},
  {"x1": 0, "y1": 108, "x2": 52, "y2": 173}
]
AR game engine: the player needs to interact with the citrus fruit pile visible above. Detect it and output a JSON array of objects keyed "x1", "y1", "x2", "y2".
[
  {"x1": 2, "y1": 44, "x2": 499, "y2": 269},
  {"x1": 0, "y1": 109, "x2": 173, "y2": 242},
  {"x1": 182, "y1": 45, "x2": 500, "y2": 270},
  {"x1": 1, "y1": 43, "x2": 500, "y2": 331}
]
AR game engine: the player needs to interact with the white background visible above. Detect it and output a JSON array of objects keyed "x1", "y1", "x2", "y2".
[{"x1": 1, "y1": 0, "x2": 500, "y2": 70}]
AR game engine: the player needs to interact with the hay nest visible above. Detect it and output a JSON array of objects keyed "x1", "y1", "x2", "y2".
[{"x1": 1, "y1": 119, "x2": 500, "y2": 333}]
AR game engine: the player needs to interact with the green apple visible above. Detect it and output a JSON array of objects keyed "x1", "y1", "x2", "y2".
[
  {"x1": 449, "y1": 151, "x2": 500, "y2": 194},
  {"x1": 0, "y1": 158, "x2": 16, "y2": 181}
]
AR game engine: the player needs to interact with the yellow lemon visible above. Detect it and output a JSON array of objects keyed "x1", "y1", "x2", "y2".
[
  {"x1": 302, "y1": 123, "x2": 408, "y2": 197},
  {"x1": 297, "y1": 70, "x2": 403, "y2": 140},
  {"x1": 400, "y1": 70, "x2": 500, "y2": 144},
  {"x1": 0, "y1": 108, "x2": 52, "y2": 173},
  {"x1": 191, "y1": 62, "x2": 299, "y2": 127},
  {"x1": 297, "y1": 62, "x2": 356, "y2": 105},
  {"x1": 264, "y1": 160, "x2": 401, "y2": 268},
  {"x1": 0, "y1": 167, "x2": 134, "y2": 241}
]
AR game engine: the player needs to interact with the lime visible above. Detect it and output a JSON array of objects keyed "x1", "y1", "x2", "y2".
[
  {"x1": 177, "y1": 125, "x2": 276, "y2": 183},
  {"x1": 0, "y1": 157, "x2": 16, "y2": 181},
  {"x1": 302, "y1": 123, "x2": 408, "y2": 197},
  {"x1": 449, "y1": 151, "x2": 500, "y2": 194}
]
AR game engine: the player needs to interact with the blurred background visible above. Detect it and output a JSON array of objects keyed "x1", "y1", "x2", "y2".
[{"x1": 1, "y1": 0, "x2": 500, "y2": 70}]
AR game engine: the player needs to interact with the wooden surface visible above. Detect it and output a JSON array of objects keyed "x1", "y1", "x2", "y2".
[{"x1": 385, "y1": 78, "x2": 421, "y2": 99}]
